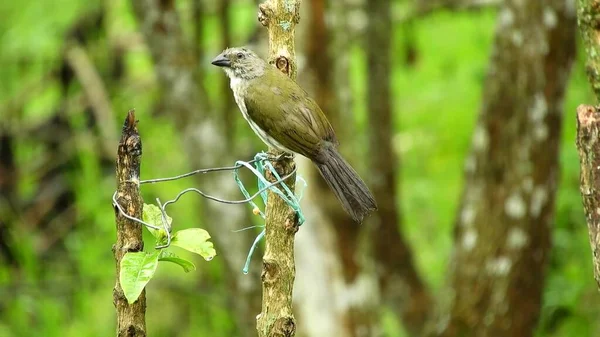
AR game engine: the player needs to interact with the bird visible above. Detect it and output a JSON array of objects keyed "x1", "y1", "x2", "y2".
[{"x1": 212, "y1": 47, "x2": 377, "y2": 223}]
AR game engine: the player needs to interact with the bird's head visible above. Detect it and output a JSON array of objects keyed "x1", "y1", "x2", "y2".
[{"x1": 211, "y1": 47, "x2": 266, "y2": 80}]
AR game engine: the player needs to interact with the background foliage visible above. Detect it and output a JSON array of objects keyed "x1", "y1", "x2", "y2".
[{"x1": 0, "y1": 0, "x2": 597, "y2": 336}]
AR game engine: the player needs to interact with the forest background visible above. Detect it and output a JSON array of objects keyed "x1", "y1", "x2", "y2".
[{"x1": 0, "y1": 0, "x2": 596, "y2": 336}]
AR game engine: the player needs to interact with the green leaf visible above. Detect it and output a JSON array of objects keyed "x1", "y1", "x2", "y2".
[
  {"x1": 171, "y1": 228, "x2": 216, "y2": 261},
  {"x1": 120, "y1": 251, "x2": 160, "y2": 304},
  {"x1": 158, "y1": 250, "x2": 196, "y2": 273},
  {"x1": 142, "y1": 204, "x2": 171, "y2": 242}
]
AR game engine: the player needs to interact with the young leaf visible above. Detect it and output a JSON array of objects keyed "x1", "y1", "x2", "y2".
[
  {"x1": 171, "y1": 228, "x2": 216, "y2": 261},
  {"x1": 142, "y1": 204, "x2": 171, "y2": 241},
  {"x1": 158, "y1": 250, "x2": 196, "y2": 273},
  {"x1": 120, "y1": 251, "x2": 160, "y2": 304}
]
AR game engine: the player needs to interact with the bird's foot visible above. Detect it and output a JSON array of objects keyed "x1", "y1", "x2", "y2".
[{"x1": 269, "y1": 152, "x2": 294, "y2": 162}]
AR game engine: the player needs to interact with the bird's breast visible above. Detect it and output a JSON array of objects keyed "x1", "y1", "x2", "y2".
[{"x1": 230, "y1": 80, "x2": 292, "y2": 154}]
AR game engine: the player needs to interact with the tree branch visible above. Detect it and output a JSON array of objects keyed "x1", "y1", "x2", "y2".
[
  {"x1": 577, "y1": 0, "x2": 600, "y2": 101},
  {"x1": 219, "y1": 0, "x2": 237, "y2": 144},
  {"x1": 65, "y1": 43, "x2": 117, "y2": 158},
  {"x1": 256, "y1": 1, "x2": 302, "y2": 336},
  {"x1": 112, "y1": 110, "x2": 146, "y2": 337},
  {"x1": 576, "y1": 0, "x2": 600, "y2": 291},
  {"x1": 576, "y1": 105, "x2": 600, "y2": 290}
]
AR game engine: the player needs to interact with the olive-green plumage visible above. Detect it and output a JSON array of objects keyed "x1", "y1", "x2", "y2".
[
  {"x1": 212, "y1": 47, "x2": 377, "y2": 223},
  {"x1": 244, "y1": 66, "x2": 336, "y2": 159}
]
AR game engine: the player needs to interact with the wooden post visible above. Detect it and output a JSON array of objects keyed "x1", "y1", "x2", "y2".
[
  {"x1": 256, "y1": 1, "x2": 301, "y2": 336},
  {"x1": 112, "y1": 110, "x2": 146, "y2": 337}
]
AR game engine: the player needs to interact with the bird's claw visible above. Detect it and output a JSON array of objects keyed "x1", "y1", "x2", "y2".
[{"x1": 268, "y1": 152, "x2": 294, "y2": 162}]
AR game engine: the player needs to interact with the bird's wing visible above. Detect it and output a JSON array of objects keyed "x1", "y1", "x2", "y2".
[{"x1": 244, "y1": 67, "x2": 337, "y2": 159}]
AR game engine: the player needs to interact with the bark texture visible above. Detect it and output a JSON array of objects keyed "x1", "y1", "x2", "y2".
[
  {"x1": 577, "y1": 0, "x2": 600, "y2": 101},
  {"x1": 256, "y1": 1, "x2": 301, "y2": 336},
  {"x1": 112, "y1": 110, "x2": 146, "y2": 337},
  {"x1": 576, "y1": 0, "x2": 600, "y2": 291},
  {"x1": 129, "y1": 1, "x2": 261, "y2": 334},
  {"x1": 432, "y1": 1, "x2": 576, "y2": 336},
  {"x1": 366, "y1": 0, "x2": 432, "y2": 336},
  {"x1": 576, "y1": 105, "x2": 600, "y2": 290}
]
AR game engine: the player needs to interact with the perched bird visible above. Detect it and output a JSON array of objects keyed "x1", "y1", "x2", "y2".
[{"x1": 212, "y1": 47, "x2": 377, "y2": 223}]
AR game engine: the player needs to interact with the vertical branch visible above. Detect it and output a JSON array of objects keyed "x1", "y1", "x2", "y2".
[
  {"x1": 65, "y1": 44, "x2": 117, "y2": 158},
  {"x1": 256, "y1": 1, "x2": 301, "y2": 336},
  {"x1": 193, "y1": 0, "x2": 205, "y2": 77},
  {"x1": 112, "y1": 110, "x2": 146, "y2": 337},
  {"x1": 219, "y1": 0, "x2": 236, "y2": 143},
  {"x1": 576, "y1": 0, "x2": 600, "y2": 290},
  {"x1": 192, "y1": 0, "x2": 212, "y2": 112},
  {"x1": 305, "y1": 0, "x2": 335, "y2": 127},
  {"x1": 366, "y1": 0, "x2": 432, "y2": 335},
  {"x1": 577, "y1": 0, "x2": 600, "y2": 101},
  {"x1": 576, "y1": 105, "x2": 600, "y2": 290}
]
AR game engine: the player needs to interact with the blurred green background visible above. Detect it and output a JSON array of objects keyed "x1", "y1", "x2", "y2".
[{"x1": 0, "y1": 0, "x2": 597, "y2": 336}]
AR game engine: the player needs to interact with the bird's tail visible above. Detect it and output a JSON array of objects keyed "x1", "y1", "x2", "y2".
[{"x1": 315, "y1": 145, "x2": 377, "y2": 223}]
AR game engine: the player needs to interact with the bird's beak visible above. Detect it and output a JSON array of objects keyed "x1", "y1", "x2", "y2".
[{"x1": 211, "y1": 54, "x2": 231, "y2": 67}]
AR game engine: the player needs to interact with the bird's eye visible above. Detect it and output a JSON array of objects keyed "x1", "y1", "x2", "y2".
[{"x1": 236, "y1": 52, "x2": 244, "y2": 59}]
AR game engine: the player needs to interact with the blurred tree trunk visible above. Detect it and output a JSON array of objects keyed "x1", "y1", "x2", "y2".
[
  {"x1": 129, "y1": 1, "x2": 261, "y2": 335},
  {"x1": 294, "y1": 0, "x2": 378, "y2": 336},
  {"x1": 366, "y1": 0, "x2": 433, "y2": 336},
  {"x1": 430, "y1": 1, "x2": 576, "y2": 336},
  {"x1": 218, "y1": 0, "x2": 236, "y2": 144},
  {"x1": 0, "y1": 133, "x2": 17, "y2": 265}
]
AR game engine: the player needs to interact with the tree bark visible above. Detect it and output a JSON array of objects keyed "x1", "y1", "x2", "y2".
[
  {"x1": 577, "y1": 0, "x2": 600, "y2": 101},
  {"x1": 129, "y1": 2, "x2": 262, "y2": 335},
  {"x1": 576, "y1": 105, "x2": 600, "y2": 290},
  {"x1": 112, "y1": 110, "x2": 146, "y2": 337},
  {"x1": 431, "y1": 1, "x2": 576, "y2": 336},
  {"x1": 366, "y1": 0, "x2": 433, "y2": 336},
  {"x1": 576, "y1": 0, "x2": 600, "y2": 291},
  {"x1": 255, "y1": 1, "x2": 302, "y2": 336}
]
